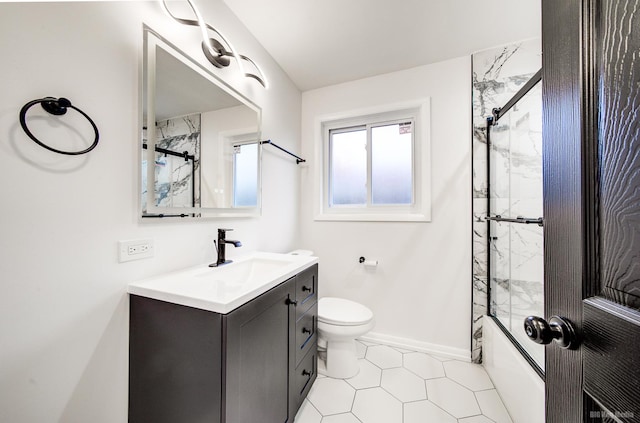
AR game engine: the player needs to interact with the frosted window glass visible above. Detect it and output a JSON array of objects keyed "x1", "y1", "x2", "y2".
[
  {"x1": 330, "y1": 129, "x2": 366, "y2": 206},
  {"x1": 371, "y1": 124, "x2": 413, "y2": 204},
  {"x1": 233, "y1": 143, "x2": 258, "y2": 207}
]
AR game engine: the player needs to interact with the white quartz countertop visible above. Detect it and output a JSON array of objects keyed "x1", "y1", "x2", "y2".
[{"x1": 127, "y1": 252, "x2": 318, "y2": 314}]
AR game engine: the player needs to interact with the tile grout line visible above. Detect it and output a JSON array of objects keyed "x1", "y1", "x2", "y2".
[
  {"x1": 424, "y1": 378, "x2": 460, "y2": 423},
  {"x1": 306, "y1": 399, "x2": 323, "y2": 422},
  {"x1": 307, "y1": 339, "x2": 507, "y2": 423},
  {"x1": 471, "y1": 390, "x2": 493, "y2": 422}
]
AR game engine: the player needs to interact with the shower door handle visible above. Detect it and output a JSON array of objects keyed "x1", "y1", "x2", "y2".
[{"x1": 524, "y1": 315, "x2": 578, "y2": 349}]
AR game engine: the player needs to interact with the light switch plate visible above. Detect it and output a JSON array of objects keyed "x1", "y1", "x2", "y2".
[{"x1": 119, "y1": 239, "x2": 154, "y2": 262}]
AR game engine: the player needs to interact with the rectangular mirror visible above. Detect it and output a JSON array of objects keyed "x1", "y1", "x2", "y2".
[{"x1": 141, "y1": 27, "x2": 261, "y2": 218}]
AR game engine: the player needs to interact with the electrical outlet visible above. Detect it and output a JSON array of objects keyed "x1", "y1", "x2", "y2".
[{"x1": 119, "y1": 239, "x2": 154, "y2": 262}]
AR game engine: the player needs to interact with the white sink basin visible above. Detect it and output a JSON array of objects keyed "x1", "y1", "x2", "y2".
[
  {"x1": 128, "y1": 252, "x2": 318, "y2": 314},
  {"x1": 195, "y1": 256, "x2": 294, "y2": 285}
]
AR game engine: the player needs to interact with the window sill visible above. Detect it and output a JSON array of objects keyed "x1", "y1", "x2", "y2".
[{"x1": 314, "y1": 213, "x2": 430, "y2": 222}]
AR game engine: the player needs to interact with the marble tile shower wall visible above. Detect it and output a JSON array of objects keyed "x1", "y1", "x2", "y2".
[
  {"x1": 471, "y1": 40, "x2": 541, "y2": 363},
  {"x1": 154, "y1": 114, "x2": 201, "y2": 208}
]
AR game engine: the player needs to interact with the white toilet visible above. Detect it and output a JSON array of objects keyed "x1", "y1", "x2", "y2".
[{"x1": 317, "y1": 297, "x2": 375, "y2": 379}]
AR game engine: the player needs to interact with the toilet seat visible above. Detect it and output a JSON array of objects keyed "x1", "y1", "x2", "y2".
[{"x1": 318, "y1": 297, "x2": 373, "y2": 326}]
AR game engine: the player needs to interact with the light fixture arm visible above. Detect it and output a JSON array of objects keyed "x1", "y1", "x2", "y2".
[
  {"x1": 220, "y1": 52, "x2": 268, "y2": 88},
  {"x1": 160, "y1": 0, "x2": 268, "y2": 88}
]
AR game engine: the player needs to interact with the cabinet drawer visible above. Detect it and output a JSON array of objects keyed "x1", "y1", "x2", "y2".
[
  {"x1": 295, "y1": 303, "x2": 317, "y2": 366},
  {"x1": 295, "y1": 264, "x2": 317, "y2": 306},
  {"x1": 294, "y1": 349, "x2": 317, "y2": 405}
]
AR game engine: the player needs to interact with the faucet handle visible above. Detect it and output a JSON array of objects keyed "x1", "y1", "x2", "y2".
[{"x1": 218, "y1": 228, "x2": 234, "y2": 232}]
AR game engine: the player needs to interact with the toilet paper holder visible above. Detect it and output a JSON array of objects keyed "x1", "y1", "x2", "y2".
[{"x1": 358, "y1": 257, "x2": 378, "y2": 268}]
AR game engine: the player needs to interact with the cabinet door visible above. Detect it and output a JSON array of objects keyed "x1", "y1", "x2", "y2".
[
  {"x1": 224, "y1": 278, "x2": 296, "y2": 423},
  {"x1": 129, "y1": 295, "x2": 223, "y2": 423},
  {"x1": 295, "y1": 264, "x2": 317, "y2": 306}
]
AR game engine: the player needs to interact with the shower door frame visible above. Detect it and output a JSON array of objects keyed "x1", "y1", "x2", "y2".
[{"x1": 485, "y1": 69, "x2": 545, "y2": 379}]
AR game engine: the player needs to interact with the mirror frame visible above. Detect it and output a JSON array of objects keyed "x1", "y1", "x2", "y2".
[{"x1": 140, "y1": 25, "x2": 262, "y2": 219}]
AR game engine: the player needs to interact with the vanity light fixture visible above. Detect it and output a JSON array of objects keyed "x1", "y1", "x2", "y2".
[{"x1": 160, "y1": 0, "x2": 268, "y2": 88}]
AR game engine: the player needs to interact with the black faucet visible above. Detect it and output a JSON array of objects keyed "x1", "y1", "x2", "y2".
[{"x1": 209, "y1": 228, "x2": 242, "y2": 267}]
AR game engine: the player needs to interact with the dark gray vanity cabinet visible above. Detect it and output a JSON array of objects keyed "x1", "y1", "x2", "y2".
[{"x1": 129, "y1": 264, "x2": 318, "y2": 423}]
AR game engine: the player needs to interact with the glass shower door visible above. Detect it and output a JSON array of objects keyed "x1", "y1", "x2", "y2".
[{"x1": 488, "y1": 78, "x2": 545, "y2": 372}]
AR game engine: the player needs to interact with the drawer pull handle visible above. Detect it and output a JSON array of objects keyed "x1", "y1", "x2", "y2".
[
  {"x1": 302, "y1": 370, "x2": 312, "y2": 377},
  {"x1": 302, "y1": 327, "x2": 312, "y2": 334},
  {"x1": 302, "y1": 285, "x2": 312, "y2": 292},
  {"x1": 286, "y1": 298, "x2": 298, "y2": 306}
]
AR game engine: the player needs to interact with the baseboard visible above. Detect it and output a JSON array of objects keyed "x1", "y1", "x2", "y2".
[{"x1": 359, "y1": 332, "x2": 471, "y2": 362}]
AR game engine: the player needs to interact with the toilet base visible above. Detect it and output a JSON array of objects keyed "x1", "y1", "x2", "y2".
[{"x1": 319, "y1": 338, "x2": 360, "y2": 379}]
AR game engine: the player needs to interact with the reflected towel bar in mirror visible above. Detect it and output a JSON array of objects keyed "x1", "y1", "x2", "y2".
[{"x1": 260, "y1": 140, "x2": 305, "y2": 164}]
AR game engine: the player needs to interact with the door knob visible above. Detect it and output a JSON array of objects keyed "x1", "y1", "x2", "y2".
[{"x1": 524, "y1": 315, "x2": 577, "y2": 349}]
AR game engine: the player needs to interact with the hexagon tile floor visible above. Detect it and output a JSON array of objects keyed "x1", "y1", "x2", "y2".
[{"x1": 294, "y1": 340, "x2": 513, "y2": 423}]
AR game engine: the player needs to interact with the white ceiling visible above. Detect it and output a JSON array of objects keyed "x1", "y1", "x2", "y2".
[{"x1": 223, "y1": 0, "x2": 541, "y2": 91}]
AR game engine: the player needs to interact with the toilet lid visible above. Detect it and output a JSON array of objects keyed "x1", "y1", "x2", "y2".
[{"x1": 318, "y1": 297, "x2": 374, "y2": 326}]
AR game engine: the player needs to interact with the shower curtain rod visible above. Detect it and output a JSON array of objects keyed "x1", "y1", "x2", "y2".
[{"x1": 490, "y1": 68, "x2": 542, "y2": 125}]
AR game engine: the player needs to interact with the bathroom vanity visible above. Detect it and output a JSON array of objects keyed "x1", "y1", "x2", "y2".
[{"x1": 128, "y1": 253, "x2": 318, "y2": 423}]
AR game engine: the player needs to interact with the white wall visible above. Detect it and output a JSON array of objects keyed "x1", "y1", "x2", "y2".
[
  {"x1": 0, "y1": 2, "x2": 301, "y2": 422},
  {"x1": 200, "y1": 105, "x2": 257, "y2": 207},
  {"x1": 300, "y1": 57, "x2": 472, "y2": 359}
]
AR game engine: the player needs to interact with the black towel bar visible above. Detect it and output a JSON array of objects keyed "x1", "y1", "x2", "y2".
[
  {"x1": 260, "y1": 139, "x2": 305, "y2": 164},
  {"x1": 485, "y1": 215, "x2": 544, "y2": 227}
]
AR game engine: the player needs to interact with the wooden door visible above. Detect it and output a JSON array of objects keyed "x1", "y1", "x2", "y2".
[{"x1": 542, "y1": 0, "x2": 640, "y2": 421}]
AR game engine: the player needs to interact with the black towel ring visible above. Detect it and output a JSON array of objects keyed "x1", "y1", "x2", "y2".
[{"x1": 19, "y1": 97, "x2": 99, "y2": 155}]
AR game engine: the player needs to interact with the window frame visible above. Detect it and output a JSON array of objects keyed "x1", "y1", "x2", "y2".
[{"x1": 316, "y1": 100, "x2": 431, "y2": 222}]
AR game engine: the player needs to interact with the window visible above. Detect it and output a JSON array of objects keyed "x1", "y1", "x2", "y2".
[
  {"x1": 329, "y1": 120, "x2": 414, "y2": 206},
  {"x1": 233, "y1": 142, "x2": 258, "y2": 207},
  {"x1": 318, "y1": 102, "x2": 431, "y2": 222}
]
